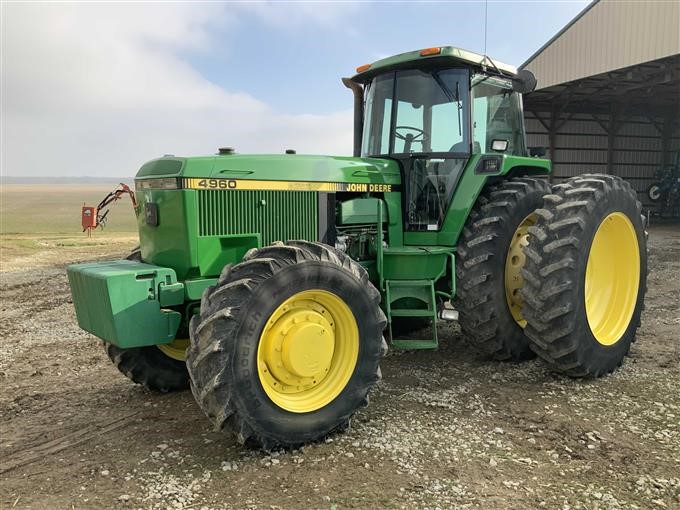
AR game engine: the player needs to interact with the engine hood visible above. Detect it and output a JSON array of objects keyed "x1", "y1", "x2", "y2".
[{"x1": 136, "y1": 154, "x2": 401, "y2": 188}]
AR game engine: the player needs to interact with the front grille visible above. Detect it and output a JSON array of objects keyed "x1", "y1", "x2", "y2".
[{"x1": 197, "y1": 190, "x2": 318, "y2": 244}]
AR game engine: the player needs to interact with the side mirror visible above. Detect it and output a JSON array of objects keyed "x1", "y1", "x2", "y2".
[
  {"x1": 491, "y1": 139, "x2": 509, "y2": 152},
  {"x1": 512, "y1": 69, "x2": 537, "y2": 94},
  {"x1": 528, "y1": 146, "x2": 547, "y2": 157}
]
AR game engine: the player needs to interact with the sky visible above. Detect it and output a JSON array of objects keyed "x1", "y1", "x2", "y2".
[{"x1": 2, "y1": 1, "x2": 589, "y2": 178}]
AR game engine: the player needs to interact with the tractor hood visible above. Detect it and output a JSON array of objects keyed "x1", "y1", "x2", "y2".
[{"x1": 135, "y1": 154, "x2": 401, "y2": 188}]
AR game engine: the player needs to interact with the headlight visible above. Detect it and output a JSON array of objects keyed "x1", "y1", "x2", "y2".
[{"x1": 135, "y1": 178, "x2": 180, "y2": 191}]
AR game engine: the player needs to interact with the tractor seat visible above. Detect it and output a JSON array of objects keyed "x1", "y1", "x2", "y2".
[{"x1": 448, "y1": 141, "x2": 481, "y2": 153}]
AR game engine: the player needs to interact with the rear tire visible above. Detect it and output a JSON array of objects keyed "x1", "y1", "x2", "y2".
[
  {"x1": 187, "y1": 241, "x2": 387, "y2": 450},
  {"x1": 103, "y1": 247, "x2": 190, "y2": 392},
  {"x1": 521, "y1": 174, "x2": 647, "y2": 377},
  {"x1": 455, "y1": 177, "x2": 551, "y2": 361}
]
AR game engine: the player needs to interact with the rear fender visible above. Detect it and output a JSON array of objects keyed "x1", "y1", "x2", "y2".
[{"x1": 437, "y1": 154, "x2": 551, "y2": 245}]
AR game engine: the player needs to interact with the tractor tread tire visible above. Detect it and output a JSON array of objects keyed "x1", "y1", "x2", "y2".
[
  {"x1": 104, "y1": 342, "x2": 190, "y2": 392},
  {"x1": 521, "y1": 174, "x2": 647, "y2": 377},
  {"x1": 455, "y1": 177, "x2": 551, "y2": 361},
  {"x1": 187, "y1": 240, "x2": 387, "y2": 450}
]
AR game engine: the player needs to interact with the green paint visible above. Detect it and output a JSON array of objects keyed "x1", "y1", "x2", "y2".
[
  {"x1": 381, "y1": 246, "x2": 451, "y2": 281},
  {"x1": 136, "y1": 188, "x2": 197, "y2": 280},
  {"x1": 67, "y1": 260, "x2": 181, "y2": 348},
  {"x1": 352, "y1": 46, "x2": 517, "y2": 83},
  {"x1": 337, "y1": 198, "x2": 387, "y2": 225},
  {"x1": 385, "y1": 279, "x2": 439, "y2": 349},
  {"x1": 422, "y1": 154, "x2": 551, "y2": 246},
  {"x1": 137, "y1": 154, "x2": 402, "y2": 183},
  {"x1": 184, "y1": 278, "x2": 218, "y2": 301}
]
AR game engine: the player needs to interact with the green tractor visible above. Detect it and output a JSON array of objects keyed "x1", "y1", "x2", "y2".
[{"x1": 68, "y1": 46, "x2": 647, "y2": 449}]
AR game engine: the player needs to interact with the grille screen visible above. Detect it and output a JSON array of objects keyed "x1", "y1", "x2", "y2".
[{"x1": 197, "y1": 190, "x2": 318, "y2": 244}]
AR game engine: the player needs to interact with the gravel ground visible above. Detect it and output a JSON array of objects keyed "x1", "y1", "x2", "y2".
[{"x1": 0, "y1": 225, "x2": 678, "y2": 510}]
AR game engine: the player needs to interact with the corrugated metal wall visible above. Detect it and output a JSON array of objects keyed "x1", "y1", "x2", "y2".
[
  {"x1": 525, "y1": 112, "x2": 680, "y2": 206},
  {"x1": 521, "y1": 0, "x2": 680, "y2": 213},
  {"x1": 524, "y1": 0, "x2": 680, "y2": 90}
]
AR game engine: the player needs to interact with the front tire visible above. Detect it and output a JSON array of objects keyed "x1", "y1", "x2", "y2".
[
  {"x1": 521, "y1": 174, "x2": 647, "y2": 377},
  {"x1": 187, "y1": 241, "x2": 387, "y2": 450}
]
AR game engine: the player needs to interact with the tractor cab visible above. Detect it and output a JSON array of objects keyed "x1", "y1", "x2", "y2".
[{"x1": 348, "y1": 46, "x2": 533, "y2": 233}]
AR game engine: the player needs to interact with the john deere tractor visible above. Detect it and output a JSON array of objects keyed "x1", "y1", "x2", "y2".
[{"x1": 68, "y1": 47, "x2": 647, "y2": 449}]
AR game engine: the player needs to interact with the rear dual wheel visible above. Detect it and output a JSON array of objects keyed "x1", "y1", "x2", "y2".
[
  {"x1": 521, "y1": 174, "x2": 647, "y2": 377},
  {"x1": 187, "y1": 241, "x2": 387, "y2": 449},
  {"x1": 455, "y1": 177, "x2": 551, "y2": 360}
]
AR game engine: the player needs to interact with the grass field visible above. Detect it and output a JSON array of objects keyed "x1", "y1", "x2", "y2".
[
  {"x1": 1, "y1": 184, "x2": 138, "y2": 267},
  {"x1": 1, "y1": 184, "x2": 138, "y2": 234}
]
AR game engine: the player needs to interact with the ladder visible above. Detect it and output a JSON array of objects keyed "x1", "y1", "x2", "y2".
[
  {"x1": 375, "y1": 201, "x2": 454, "y2": 350},
  {"x1": 385, "y1": 279, "x2": 439, "y2": 349}
]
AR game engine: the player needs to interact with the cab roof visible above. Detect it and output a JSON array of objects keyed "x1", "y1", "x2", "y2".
[{"x1": 351, "y1": 46, "x2": 517, "y2": 83}]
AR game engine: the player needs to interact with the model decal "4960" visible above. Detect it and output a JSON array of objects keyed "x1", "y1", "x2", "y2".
[{"x1": 183, "y1": 178, "x2": 397, "y2": 193}]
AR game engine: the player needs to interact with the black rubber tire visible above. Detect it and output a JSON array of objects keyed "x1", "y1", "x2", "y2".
[
  {"x1": 454, "y1": 177, "x2": 551, "y2": 360},
  {"x1": 104, "y1": 343, "x2": 190, "y2": 392},
  {"x1": 646, "y1": 184, "x2": 662, "y2": 202},
  {"x1": 103, "y1": 247, "x2": 190, "y2": 392},
  {"x1": 187, "y1": 241, "x2": 387, "y2": 450},
  {"x1": 521, "y1": 174, "x2": 648, "y2": 377}
]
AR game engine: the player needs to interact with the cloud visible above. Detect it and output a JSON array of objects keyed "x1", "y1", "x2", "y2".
[
  {"x1": 237, "y1": 2, "x2": 361, "y2": 29},
  {"x1": 2, "y1": 3, "x2": 354, "y2": 178}
]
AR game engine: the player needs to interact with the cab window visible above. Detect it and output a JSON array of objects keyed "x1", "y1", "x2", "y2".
[
  {"x1": 362, "y1": 69, "x2": 470, "y2": 156},
  {"x1": 471, "y1": 75, "x2": 525, "y2": 155}
]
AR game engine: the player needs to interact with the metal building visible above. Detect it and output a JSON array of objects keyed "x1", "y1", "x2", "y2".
[{"x1": 521, "y1": 0, "x2": 680, "y2": 210}]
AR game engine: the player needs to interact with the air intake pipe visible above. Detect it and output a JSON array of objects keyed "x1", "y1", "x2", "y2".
[{"x1": 342, "y1": 77, "x2": 364, "y2": 157}]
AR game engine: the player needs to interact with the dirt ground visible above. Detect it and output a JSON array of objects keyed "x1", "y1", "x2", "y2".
[{"x1": 1, "y1": 225, "x2": 678, "y2": 510}]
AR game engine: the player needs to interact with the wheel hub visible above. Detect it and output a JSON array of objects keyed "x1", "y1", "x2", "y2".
[
  {"x1": 282, "y1": 319, "x2": 334, "y2": 377},
  {"x1": 157, "y1": 338, "x2": 189, "y2": 361},
  {"x1": 257, "y1": 290, "x2": 359, "y2": 413},
  {"x1": 505, "y1": 213, "x2": 536, "y2": 327},
  {"x1": 261, "y1": 308, "x2": 335, "y2": 392}
]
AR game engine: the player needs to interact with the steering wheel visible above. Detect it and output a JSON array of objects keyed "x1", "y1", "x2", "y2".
[
  {"x1": 395, "y1": 126, "x2": 429, "y2": 153},
  {"x1": 394, "y1": 126, "x2": 428, "y2": 142}
]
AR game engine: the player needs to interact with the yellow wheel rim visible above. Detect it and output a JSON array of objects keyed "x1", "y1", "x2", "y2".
[
  {"x1": 505, "y1": 213, "x2": 536, "y2": 328},
  {"x1": 157, "y1": 338, "x2": 189, "y2": 361},
  {"x1": 257, "y1": 289, "x2": 359, "y2": 413},
  {"x1": 585, "y1": 212, "x2": 640, "y2": 346}
]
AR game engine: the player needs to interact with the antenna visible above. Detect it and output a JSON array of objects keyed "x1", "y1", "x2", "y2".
[{"x1": 483, "y1": 0, "x2": 488, "y2": 56}]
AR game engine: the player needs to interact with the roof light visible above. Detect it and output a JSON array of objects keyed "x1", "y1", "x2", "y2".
[
  {"x1": 356, "y1": 63, "x2": 371, "y2": 73},
  {"x1": 420, "y1": 47, "x2": 441, "y2": 56}
]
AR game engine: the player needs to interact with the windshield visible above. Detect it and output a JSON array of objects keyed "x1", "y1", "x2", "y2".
[{"x1": 361, "y1": 69, "x2": 470, "y2": 157}]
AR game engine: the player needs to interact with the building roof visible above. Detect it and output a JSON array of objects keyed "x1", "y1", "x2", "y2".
[
  {"x1": 521, "y1": 0, "x2": 680, "y2": 90},
  {"x1": 523, "y1": 53, "x2": 680, "y2": 117}
]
